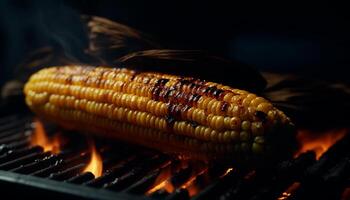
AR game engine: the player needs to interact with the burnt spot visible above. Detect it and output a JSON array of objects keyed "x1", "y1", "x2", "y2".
[
  {"x1": 208, "y1": 86, "x2": 217, "y2": 95},
  {"x1": 155, "y1": 78, "x2": 169, "y2": 87},
  {"x1": 208, "y1": 86, "x2": 217, "y2": 94},
  {"x1": 198, "y1": 86, "x2": 225, "y2": 98},
  {"x1": 212, "y1": 88, "x2": 225, "y2": 98},
  {"x1": 168, "y1": 91, "x2": 200, "y2": 106},
  {"x1": 151, "y1": 86, "x2": 163, "y2": 101},
  {"x1": 165, "y1": 115, "x2": 176, "y2": 129},
  {"x1": 175, "y1": 91, "x2": 189, "y2": 105},
  {"x1": 255, "y1": 111, "x2": 267, "y2": 121},
  {"x1": 173, "y1": 80, "x2": 184, "y2": 90},
  {"x1": 164, "y1": 88, "x2": 177, "y2": 102},
  {"x1": 188, "y1": 82, "x2": 197, "y2": 89},
  {"x1": 166, "y1": 90, "x2": 186, "y2": 105},
  {"x1": 189, "y1": 121, "x2": 199, "y2": 128},
  {"x1": 188, "y1": 94, "x2": 196, "y2": 106},
  {"x1": 220, "y1": 102, "x2": 229, "y2": 112},
  {"x1": 148, "y1": 77, "x2": 207, "y2": 107},
  {"x1": 188, "y1": 94, "x2": 201, "y2": 106},
  {"x1": 179, "y1": 78, "x2": 193, "y2": 86},
  {"x1": 157, "y1": 87, "x2": 168, "y2": 102},
  {"x1": 173, "y1": 77, "x2": 205, "y2": 91},
  {"x1": 195, "y1": 79, "x2": 206, "y2": 85},
  {"x1": 192, "y1": 85, "x2": 204, "y2": 94},
  {"x1": 129, "y1": 74, "x2": 136, "y2": 81},
  {"x1": 65, "y1": 75, "x2": 73, "y2": 84},
  {"x1": 193, "y1": 94, "x2": 202, "y2": 103},
  {"x1": 167, "y1": 104, "x2": 179, "y2": 120},
  {"x1": 167, "y1": 103, "x2": 190, "y2": 121},
  {"x1": 180, "y1": 104, "x2": 190, "y2": 116},
  {"x1": 190, "y1": 84, "x2": 201, "y2": 94},
  {"x1": 168, "y1": 104, "x2": 181, "y2": 120},
  {"x1": 201, "y1": 86, "x2": 212, "y2": 95}
]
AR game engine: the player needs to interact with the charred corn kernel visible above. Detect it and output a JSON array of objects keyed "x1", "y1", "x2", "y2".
[{"x1": 25, "y1": 66, "x2": 294, "y2": 161}]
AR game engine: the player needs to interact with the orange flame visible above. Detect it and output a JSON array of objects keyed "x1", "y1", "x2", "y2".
[
  {"x1": 146, "y1": 180, "x2": 175, "y2": 195},
  {"x1": 146, "y1": 162, "x2": 210, "y2": 197},
  {"x1": 294, "y1": 129, "x2": 347, "y2": 160},
  {"x1": 181, "y1": 168, "x2": 208, "y2": 197},
  {"x1": 146, "y1": 167, "x2": 174, "y2": 195},
  {"x1": 277, "y1": 182, "x2": 300, "y2": 200},
  {"x1": 31, "y1": 119, "x2": 61, "y2": 154},
  {"x1": 83, "y1": 143, "x2": 103, "y2": 178}
]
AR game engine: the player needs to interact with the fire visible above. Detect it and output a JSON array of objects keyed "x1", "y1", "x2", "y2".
[
  {"x1": 146, "y1": 180, "x2": 175, "y2": 194},
  {"x1": 83, "y1": 143, "x2": 103, "y2": 178},
  {"x1": 146, "y1": 167, "x2": 174, "y2": 195},
  {"x1": 31, "y1": 119, "x2": 61, "y2": 154},
  {"x1": 277, "y1": 182, "x2": 300, "y2": 200},
  {"x1": 294, "y1": 129, "x2": 347, "y2": 160},
  {"x1": 146, "y1": 163, "x2": 210, "y2": 197},
  {"x1": 181, "y1": 168, "x2": 208, "y2": 197},
  {"x1": 183, "y1": 182, "x2": 200, "y2": 197}
]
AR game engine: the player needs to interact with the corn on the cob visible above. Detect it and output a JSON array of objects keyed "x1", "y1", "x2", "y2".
[{"x1": 24, "y1": 66, "x2": 295, "y2": 163}]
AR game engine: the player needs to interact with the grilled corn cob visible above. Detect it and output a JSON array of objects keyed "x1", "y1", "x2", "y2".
[{"x1": 24, "y1": 66, "x2": 295, "y2": 163}]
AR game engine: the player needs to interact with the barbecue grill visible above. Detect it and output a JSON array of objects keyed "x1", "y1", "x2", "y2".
[{"x1": 1, "y1": 1, "x2": 350, "y2": 200}]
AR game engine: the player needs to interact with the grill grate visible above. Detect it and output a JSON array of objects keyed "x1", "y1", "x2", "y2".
[{"x1": 0, "y1": 114, "x2": 349, "y2": 200}]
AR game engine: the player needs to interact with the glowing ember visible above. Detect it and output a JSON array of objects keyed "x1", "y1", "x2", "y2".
[
  {"x1": 181, "y1": 169, "x2": 208, "y2": 197},
  {"x1": 146, "y1": 164, "x2": 209, "y2": 196},
  {"x1": 146, "y1": 167, "x2": 174, "y2": 195},
  {"x1": 146, "y1": 180, "x2": 175, "y2": 195},
  {"x1": 184, "y1": 183, "x2": 200, "y2": 197},
  {"x1": 278, "y1": 192, "x2": 291, "y2": 200},
  {"x1": 220, "y1": 168, "x2": 234, "y2": 178},
  {"x1": 277, "y1": 182, "x2": 300, "y2": 200},
  {"x1": 294, "y1": 129, "x2": 347, "y2": 160},
  {"x1": 31, "y1": 119, "x2": 61, "y2": 154},
  {"x1": 83, "y1": 143, "x2": 103, "y2": 178}
]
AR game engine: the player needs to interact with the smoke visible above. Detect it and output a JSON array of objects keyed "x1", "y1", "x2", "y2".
[{"x1": 0, "y1": 0, "x2": 89, "y2": 85}]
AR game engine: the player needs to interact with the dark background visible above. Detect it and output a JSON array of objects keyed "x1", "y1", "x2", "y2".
[{"x1": 0, "y1": 0, "x2": 349, "y2": 87}]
